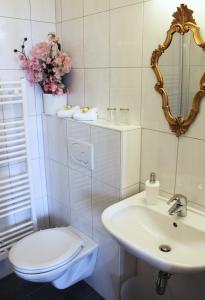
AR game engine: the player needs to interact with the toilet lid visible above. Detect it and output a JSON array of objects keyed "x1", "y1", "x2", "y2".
[{"x1": 9, "y1": 228, "x2": 84, "y2": 273}]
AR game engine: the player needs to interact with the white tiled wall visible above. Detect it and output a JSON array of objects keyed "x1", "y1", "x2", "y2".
[
  {"x1": 55, "y1": 1, "x2": 205, "y2": 299},
  {"x1": 57, "y1": 0, "x2": 143, "y2": 124}
]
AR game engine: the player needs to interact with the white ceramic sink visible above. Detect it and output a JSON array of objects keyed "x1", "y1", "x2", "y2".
[{"x1": 102, "y1": 191, "x2": 205, "y2": 274}]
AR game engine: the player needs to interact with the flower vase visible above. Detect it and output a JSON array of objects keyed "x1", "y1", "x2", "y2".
[{"x1": 43, "y1": 93, "x2": 67, "y2": 115}]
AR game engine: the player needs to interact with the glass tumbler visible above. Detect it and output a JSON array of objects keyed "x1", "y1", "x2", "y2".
[
  {"x1": 107, "y1": 107, "x2": 117, "y2": 123},
  {"x1": 119, "y1": 108, "x2": 130, "y2": 124}
]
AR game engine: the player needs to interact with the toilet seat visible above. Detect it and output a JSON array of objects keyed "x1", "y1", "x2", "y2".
[{"x1": 9, "y1": 228, "x2": 84, "y2": 274}]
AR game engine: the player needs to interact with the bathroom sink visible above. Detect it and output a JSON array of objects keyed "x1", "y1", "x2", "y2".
[{"x1": 102, "y1": 191, "x2": 205, "y2": 274}]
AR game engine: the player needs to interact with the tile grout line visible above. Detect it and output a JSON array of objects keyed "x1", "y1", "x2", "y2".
[
  {"x1": 61, "y1": 0, "x2": 145, "y2": 23},
  {"x1": 108, "y1": 1, "x2": 111, "y2": 108},
  {"x1": 0, "y1": 15, "x2": 55, "y2": 23},
  {"x1": 82, "y1": 0, "x2": 86, "y2": 107},
  {"x1": 173, "y1": 136, "x2": 180, "y2": 195},
  {"x1": 138, "y1": 1, "x2": 145, "y2": 185}
]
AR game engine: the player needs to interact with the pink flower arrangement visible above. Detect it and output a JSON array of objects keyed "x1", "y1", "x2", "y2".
[{"x1": 14, "y1": 33, "x2": 71, "y2": 95}]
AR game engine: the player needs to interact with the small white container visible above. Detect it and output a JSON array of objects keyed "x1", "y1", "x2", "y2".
[
  {"x1": 145, "y1": 172, "x2": 160, "y2": 205},
  {"x1": 43, "y1": 93, "x2": 67, "y2": 115}
]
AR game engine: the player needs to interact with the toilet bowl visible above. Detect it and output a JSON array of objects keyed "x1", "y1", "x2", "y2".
[{"x1": 8, "y1": 226, "x2": 98, "y2": 289}]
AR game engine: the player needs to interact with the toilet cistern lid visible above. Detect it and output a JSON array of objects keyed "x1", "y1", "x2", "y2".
[{"x1": 9, "y1": 228, "x2": 84, "y2": 273}]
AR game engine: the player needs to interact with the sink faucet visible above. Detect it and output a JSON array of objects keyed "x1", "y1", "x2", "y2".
[{"x1": 167, "y1": 194, "x2": 187, "y2": 217}]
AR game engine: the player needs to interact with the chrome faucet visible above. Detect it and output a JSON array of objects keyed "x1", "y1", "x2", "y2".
[{"x1": 167, "y1": 194, "x2": 187, "y2": 217}]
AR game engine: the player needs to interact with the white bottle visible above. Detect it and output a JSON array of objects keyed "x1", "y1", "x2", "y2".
[{"x1": 145, "y1": 172, "x2": 160, "y2": 205}]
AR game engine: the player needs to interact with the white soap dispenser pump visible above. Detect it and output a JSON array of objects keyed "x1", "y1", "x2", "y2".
[{"x1": 145, "y1": 172, "x2": 160, "y2": 205}]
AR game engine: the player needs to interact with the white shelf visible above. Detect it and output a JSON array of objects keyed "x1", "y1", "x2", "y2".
[{"x1": 44, "y1": 114, "x2": 141, "y2": 132}]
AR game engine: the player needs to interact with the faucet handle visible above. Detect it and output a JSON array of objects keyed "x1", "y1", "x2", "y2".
[{"x1": 167, "y1": 194, "x2": 187, "y2": 205}]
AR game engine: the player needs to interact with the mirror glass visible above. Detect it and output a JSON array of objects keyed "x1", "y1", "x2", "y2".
[{"x1": 159, "y1": 31, "x2": 205, "y2": 118}]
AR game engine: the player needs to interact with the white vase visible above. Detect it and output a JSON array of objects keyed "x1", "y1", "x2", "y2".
[{"x1": 43, "y1": 93, "x2": 67, "y2": 115}]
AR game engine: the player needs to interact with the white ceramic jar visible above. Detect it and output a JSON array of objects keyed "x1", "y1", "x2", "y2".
[{"x1": 43, "y1": 93, "x2": 67, "y2": 115}]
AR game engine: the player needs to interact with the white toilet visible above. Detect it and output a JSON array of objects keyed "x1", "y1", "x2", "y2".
[{"x1": 8, "y1": 226, "x2": 98, "y2": 289}]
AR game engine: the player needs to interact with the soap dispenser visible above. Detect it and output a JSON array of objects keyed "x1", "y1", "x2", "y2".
[{"x1": 145, "y1": 172, "x2": 160, "y2": 205}]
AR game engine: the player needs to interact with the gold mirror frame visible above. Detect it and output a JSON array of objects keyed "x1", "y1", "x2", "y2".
[{"x1": 151, "y1": 4, "x2": 205, "y2": 136}]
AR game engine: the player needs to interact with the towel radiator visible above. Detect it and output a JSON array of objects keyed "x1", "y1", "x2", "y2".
[{"x1": 0, "y1": 79, "x2": 36, "y2": 260}]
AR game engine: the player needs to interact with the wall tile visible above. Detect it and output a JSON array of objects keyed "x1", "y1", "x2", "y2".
[
  {"x1": 84, "y1": 12, "x2": 109, "y2": 68},
  {"x1": 141, "y1": 129, "x2": 178, "y2": 194},
  {"x1": 46, "y1": 116, "x2": 68, "y2": 164},
  {"x1": 110, "y1": 4, "x2": 143, "y2": 67},
  {"x1": 119, "y1": 248, "x2": 138, "y2": 287},
  {"x1": 48, "y1": 160, "x2": 69, "y2": 206},
  {"x1": 0, "y1": 18, "x2": 31, "y2": 69},
  {"x1": 61, "y1": 0, "x2": 83, "y2": 21},
  {"x1": 84, "y1": 0, "x2": 109, "y2": 15},
  {"x1": 121, "y1": 129, "x2": 141, "y2": 188},
  {"x1": 62, "y1": 18, "x2": 84, "y2": 68},
  {"x1": 69, "y1": 168, "x2": 92, "y2": 237},
  {"x1": 120, "y1": 183, "x2": 139, "y2": 200},
  {"x1": 36, "y1": 115, "x2": 44, "y2": 157},
  {"x1": 3, "y1": 103, "x2": 22, "y2": 120},
  {"x1": 34, "y1": 84, "x2": 43, "y2": 115},
  {"x1": 56, "y1": 22, "x2": 62, "y2": 41},
  {"x1": 55, "y1": 0, "x2": 62, "y2": 23},
  {"x1": 110, "y1": 0, "x2": 142, "y2": 9},
  {"x1": 44, "y1": 158, "x2": 51, "y2": 198},
  {"x1": 176, "y1": 137, "x2": 205, "y2": 207},
  {"x1": 26, "y1": 83, "x2": 37, "y2": 116},
  {"x1": 183, "y1": 67, "x2": 205, "y2": 140},
  {"x1": 85, "y1": 68, "x2": 109, "y2": 119},
  {"x1": 141, "y1": 68, "x2": 170, "y2": 132},
  {"x1": 110, "y1": 68, "x2": 141, "y2": 124},
  {"x1": 0, "y1": 0, "x2": 30, "y2": 19},
  {"x1": 31, "y1": 21, "x2": 56, "y2": 44},
  {"x1": 92, "y1": 179, "x2": 120, "y2": 233},
  {"x1": 125, "y1": 260, "x2": 174, "y2": 300},
  {"x1": 39, "y1": 157, "x2": 47, "y2": 197},
  {"x1": 67, "y1": 120, "x2": 91, "y2": 176},
  {"x1": 140, "y1": 182, "x2": 173, "y2": 199},
  {"x1": 30, "y1": 158, "x2": 43, "y2": 201},
  {"x1": 14, "y1": 209, "x2": 33, "y2": 226},
  {"x1": 143, "y1": 0, "x2": 174, "y2": 67},
  {"x1": 91, "y1": 126, "x2": 121, "y2": 188},
  {"x1": 66, "y1": 69, "x2": 85, "y2": 107},
  {"x1": 0, "y1": 166, "x2": 9, "y2": 180},
  {"x1": 30, "y1": 0, "x2": 55, "y2": 22},
  {"x1": 48, "y1": 197, "x2": 70, "y2": 227},
  {"x1": 28, "y1": 116, "x2": 39, "y2": 159},
  {"x1": 9, "y1": 161, "x2": 27, "y2": 176},
  {"x1": 169, "y1": 271, "x2": 205, "y2": 300},
  {"x1": 87, "y1": 228, "x2": 120, "y2": 300},
  {"x1": 68, "y1": 118, "x2": 91, "y2": 142},
  {"x1": 0, "y1": 71, "x2": 36, "y2": 116},
  {"x1": 34, "y1": 196, "x2": 49, "y2": 229}
]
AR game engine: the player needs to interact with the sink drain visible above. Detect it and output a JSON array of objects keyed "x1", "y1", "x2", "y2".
[{"x1": 159, "y1": 245, "x2": 171, "y2": 253}]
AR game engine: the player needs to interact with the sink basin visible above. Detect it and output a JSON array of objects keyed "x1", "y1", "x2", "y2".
[{"x1": 102, "y1": 191, "x2": 205, "y2": 274}]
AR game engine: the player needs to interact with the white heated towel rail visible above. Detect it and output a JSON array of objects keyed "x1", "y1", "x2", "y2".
[{"x1": 0, "y1": 79, "x2": 36, "y2": 260}]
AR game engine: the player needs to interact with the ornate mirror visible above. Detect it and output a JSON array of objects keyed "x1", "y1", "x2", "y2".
[{"x1": 151, "y1": 4, "x2": 205, "y2": 136}]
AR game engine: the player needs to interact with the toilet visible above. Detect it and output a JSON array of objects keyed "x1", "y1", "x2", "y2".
[{"x1": 8, "y1": 226, "x2": 98, "y2": 289}]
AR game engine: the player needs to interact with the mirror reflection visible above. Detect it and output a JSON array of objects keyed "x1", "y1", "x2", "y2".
[{"x1": 159, "y1": 31, "x2": 205, "y2": 118}]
